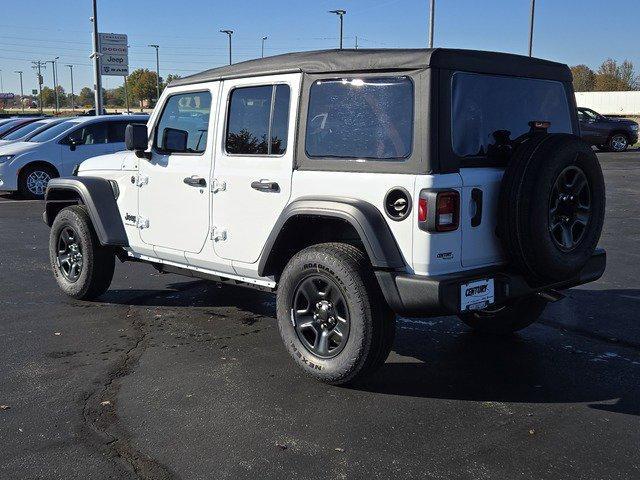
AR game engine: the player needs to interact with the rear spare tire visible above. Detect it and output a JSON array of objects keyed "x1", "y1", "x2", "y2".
[{"x1": 498, "y1": 134, "x2": 605, "y2": 282}]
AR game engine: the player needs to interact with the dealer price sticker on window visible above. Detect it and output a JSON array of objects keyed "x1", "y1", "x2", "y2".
[{"x1": 460, "y1": 278, "x2": 495, "y2": 311}]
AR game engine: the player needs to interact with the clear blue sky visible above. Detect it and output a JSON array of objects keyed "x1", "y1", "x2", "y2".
[{"x1": 1, "y1": 0, "x2": 638, "y2": 94}]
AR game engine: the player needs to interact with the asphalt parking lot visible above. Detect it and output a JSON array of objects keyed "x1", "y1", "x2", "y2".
[{"x1": 1, "y1": 151, "x2": 639, "y2": 480}]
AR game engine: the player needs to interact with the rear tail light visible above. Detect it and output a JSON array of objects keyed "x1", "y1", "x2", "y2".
[
  {"x1": 418, "y1": 197, "x2": 428, "y2": 222},
  {"x1": 435, "y1": 191, "x2": 459, "y2": 232},
  {"x1": 417, "y1": 189, "x2": 460, "y2": 232}
]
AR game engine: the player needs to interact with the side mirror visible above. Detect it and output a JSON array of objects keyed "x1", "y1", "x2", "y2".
[
  {"x1": 69, "y1": 140, "x2": 77, "y2": 151},
  {"x1": 125, "y1": 123, "x2": 149, "y2": 156},
  {"x1": 163, "y1": 127, "x2": 188, "y2": 153}
]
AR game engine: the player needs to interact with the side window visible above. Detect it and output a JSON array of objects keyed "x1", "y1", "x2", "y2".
[
  {"x1": 67, "y1": 124, "x2": 108, "y2": 145},
  {"x1": 305, "y1": 76, "x2": 414, "y2": 160},
  {"x1": 154, "y1": 91, "x2": 212, "y2": 154},
  {"x1": 107, "y1": 122, "x2": 130, "y2": 143},
  {"x1": 225, "y1": 84, "x2": 291, "y2": 155}
]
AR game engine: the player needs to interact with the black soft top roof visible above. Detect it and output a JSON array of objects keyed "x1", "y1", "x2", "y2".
[{"x1": 170, "y1": 48, "x2": 572, "y2": 87}]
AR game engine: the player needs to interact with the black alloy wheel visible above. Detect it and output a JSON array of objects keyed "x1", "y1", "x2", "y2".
[
  {"x1": 548, "y1": 165, "x2": 591, "y2": 252},
  {"x1": 56, "y1": 226, "x2": 84, "y2": 282},
  {"x1": 292, "y1": 275, "x2": 350, "y2": 358}
]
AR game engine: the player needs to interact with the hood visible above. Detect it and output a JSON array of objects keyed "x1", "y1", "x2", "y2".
[
  {"x1": 78, "y1": 152, "x2": 127, "y2": 172},
  {"x1": 605, "y1": 117, "x2": 638, "y2": 126},
  {"x1": 0, "y1": 141, "x2": 40, "y2": 155}
]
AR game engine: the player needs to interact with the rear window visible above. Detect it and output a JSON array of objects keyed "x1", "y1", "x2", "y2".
[
  {"x1": 305, "y1": 76, "x2": 413, "y2": 160},
  {"x1": 451, "y1": 72, "x2": 573, "y2": 158}
]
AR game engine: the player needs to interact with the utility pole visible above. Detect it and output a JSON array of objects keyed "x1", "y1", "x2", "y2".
[
  {"x1": 14, "y1": 71, "x2": 24, "y2": 113},
  {"x1": 355, "y1": 35, "x2": 358, "y2": 49},
  {"x1": 261, "y1": 36, "x2": 267, "y2": 58},
  {"x1": 329, "y1": 10, "x2": 346, "y2": 49},
  {"x1": 47, "y1": 57, "x2": 60, "y2": 113},
  {"x1": 0, "y1": 70, "x2": 3, "y2": 92},
  {"x1": 220, "y1": 30, "x2": 233, "y2": 65},
  {"x1": 528, "y1": 0, "x2": 535, "y2": 57},
  {"x1": 90, "y1": 0, "x2": 103, "y2": 115},
  {"x1": 66, "y1": 65, "x2": 75, "y2": 112},
  {"x1": 31, "y1": 61, "x2": 46, "y2": 115},
  {"x1": 149, "y1": 44, "x2": 160, "y2": 103},
  {"x1": 428, "y1": 0, "x2": 435, "y2": 48}
]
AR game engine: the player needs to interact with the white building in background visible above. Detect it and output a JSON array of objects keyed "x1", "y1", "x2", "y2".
[{"x1": 575, "y1": 91, "x2": 640, "y2": 116}]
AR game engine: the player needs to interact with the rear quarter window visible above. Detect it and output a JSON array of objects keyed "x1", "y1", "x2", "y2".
[
  {"x1": 305, "y1": 76, "x2": 414, "y2": 160},
  {"x1": 451, "y1": 72, "x2": 573, "y2": 159}
]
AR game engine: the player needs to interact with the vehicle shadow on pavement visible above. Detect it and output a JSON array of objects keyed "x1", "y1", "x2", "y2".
[
  {"x1": 101, "y1": 280, "x2": 276, "y2": 316},
  {"x1": 353, "y1": 288, "x2": 640, "y2": 417},
  {"x1": 101, "y1": 282, "x2": 640, "y2": 417}
]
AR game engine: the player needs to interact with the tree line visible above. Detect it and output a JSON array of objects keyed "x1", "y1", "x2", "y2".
[
  {"x1": 571, "y1": 58, "x2": 639, "y2": 92},
  {"x1": 5, "y1": 69, "x2": 182, "y2": 110}
]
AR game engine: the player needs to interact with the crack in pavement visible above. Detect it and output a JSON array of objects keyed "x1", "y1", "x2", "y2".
[{"x1": 80, "y1": 305, "x2": 178, "y2": 480}]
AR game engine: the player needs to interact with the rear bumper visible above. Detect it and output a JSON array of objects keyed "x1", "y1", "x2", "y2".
[{"x1": 376, "y1": 249, "x2": 606, "y2": 317}]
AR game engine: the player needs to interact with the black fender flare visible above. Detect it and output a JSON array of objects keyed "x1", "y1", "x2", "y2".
[
  {"x1": 43, "y1": 177, "x2": 128, "y2": 247},
  {"x1": 257, "y1": 196, "x2": 405, "y2": 277}
]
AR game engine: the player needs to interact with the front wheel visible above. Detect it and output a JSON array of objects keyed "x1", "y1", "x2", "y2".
[
  {"x1": 457, "y1": 295, "x2": 548, "y2": 335},
  {"x1": 607, "y1": 133, "x2": 629, "y2": 152},
  {"x1": 276, "y1": 243, "x2": 395, "y2": 385},
  {"x1": 49, "y1": 205, "x2": 115, "y2": 300},
  {"x1": 18, "y1": 163, "x2": 57, "y2": 199}
]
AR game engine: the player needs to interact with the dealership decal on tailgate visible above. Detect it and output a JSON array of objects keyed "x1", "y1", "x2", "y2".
[{"x1": 460, "y1": 278, "x2": 495, "y2": 311}]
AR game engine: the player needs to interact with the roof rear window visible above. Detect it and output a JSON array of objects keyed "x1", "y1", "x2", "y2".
[
  {"x1": 451, "y1": 72, "x2": 572, "y2": 159},
  {"x1": 305, "y1": 76, "x2": 413, "y2": 161}
]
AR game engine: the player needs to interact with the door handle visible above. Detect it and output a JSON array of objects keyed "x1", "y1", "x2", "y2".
[
  {"x1": 183, "y1": 176, "x2": 207, "y2": 188},
  {"x1": 251, "y1": 179, "x2": 280, "y2": 192}
]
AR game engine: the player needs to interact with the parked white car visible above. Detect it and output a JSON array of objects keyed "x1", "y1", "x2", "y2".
[
  {"x1": 0, "y1": 114, "x2": 147, "y2": 198},
  {"x1": 0, "y1": 117, "x2": 70, "y2": 147}
]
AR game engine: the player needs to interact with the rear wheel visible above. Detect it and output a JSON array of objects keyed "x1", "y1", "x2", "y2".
[
  {"x1": 276, "y1": 243, "x2": 395, "y2": 385},
  {"x1": 18, "y1": 163, "x2": 57, "y2": 199},
  {"x1": 607, "y1": 133, "x2": 629, "y2": 152},
  {"x1": 49, "y1": 205, "x2": 115, "y2": 300},
  {"x1": 458, "y1": 295, "x2": 548, "y2": 335}
]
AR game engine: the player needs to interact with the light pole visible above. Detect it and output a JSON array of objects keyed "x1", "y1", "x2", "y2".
[
  {"x1": 66, "y1": 65, "x2": 75, "y2": 112},
  {"x1": 14, "y1": 71, "x2": 24, "y2": 113},
  {"x1": 90, "y1": 0, "x2": 103, "y2": 115},
  {"x1": 328, "y1": 10, "x2": 346, "y2": 49},
  {"x1": 220, "y1": 30, "x2": 233, "y2": 65},
  {"x1": 149, "y1": 44, "x2": 160, "y2": 103},
  {"x1": 428, "y1": 0, "x2": 435, "y2": 48},
  {"x1": 261, "y1": 36, "x2": 267, "y2": 58},
  {"x1": 528, "y1": 0, "x2": 536, "y2": 57},
  {"x1": 0, "y1": 70, "x2": 3, "y2": 92}
]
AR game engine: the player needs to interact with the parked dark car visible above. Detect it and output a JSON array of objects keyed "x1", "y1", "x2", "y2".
[
  {"x1": 577, "y1": 107, "x2": 638, "y2": 152},
  {"x1": 0, "y1": 117, "x2": 42, "y2": 139}
]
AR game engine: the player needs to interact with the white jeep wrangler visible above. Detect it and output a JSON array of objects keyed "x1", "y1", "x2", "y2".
[{"x1": 44, "y1": 49, "x2": 606, "y2": 385}]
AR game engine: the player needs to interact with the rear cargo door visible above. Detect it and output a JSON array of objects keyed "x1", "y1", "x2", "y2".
[{"x1": 459, "y1": 168, "x2": 505, "y2": 268}]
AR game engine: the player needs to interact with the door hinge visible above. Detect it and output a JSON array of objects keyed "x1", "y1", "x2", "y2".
[
  {"x1": 211, "y1": 178, "x2": 226, "y2": 193},
  {"x1": 136, "y1": 217, "x2": 150, "y2": 229},
  {"x1": 211, "y1": 227, "x2": 227, "y2": 242},
  {"x1": 137, "y1": 175, "x2": 149, "y2": 187}
]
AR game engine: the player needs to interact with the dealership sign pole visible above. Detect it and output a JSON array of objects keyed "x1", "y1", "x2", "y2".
[{"x1": 91, "y1": 0, "x2": 103, "y2": 115}]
